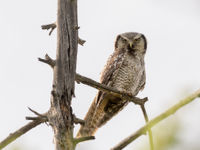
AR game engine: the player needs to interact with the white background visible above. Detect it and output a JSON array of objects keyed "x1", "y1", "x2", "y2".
[{"x1": 0, "y1": 0, "x2": 200, "y2": 150}]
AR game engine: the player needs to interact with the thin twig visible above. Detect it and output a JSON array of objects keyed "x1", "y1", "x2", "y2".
[
  {"x1": 0, "y1": 107, "x2": 48, "y2": 150},
  {"x1": 111, "y1": 89, "x2": 200, "y2": 150},
  {"x1": 73, "y1": 115, "x2": 85, "y2": 125},
  {"x1": 28, "y1": 107, "x2": 45, "y2": 117},
  {"x1": 140, "y1": 104, "x2": 154, "y2": 150},
  {"x1": 0, "y1": 119, "x2": 46, "y2": 150},
  {"x1": 41, "y1": 23, "x2": 86, "y2": 46},
  {"x1": 78, "y1": 38, "x2": 86, "y2": 46},
  {"x1": 26, "y1": 107, "x2": 48, "y2": 121},
  {"x1": 75, "y1": 73, "x2": 147, "y2": 105},
  {"x1": 73, "y1": 136, "x2": 95, "y2": 145},
  {"x1": 41, "y1": 22, "x2": 56, "y2": 35},
  {"x1": 38, "y1": 54, "x2": 55, "y2": 68},
  {"x1": 26, "y1": 116, "x2": 42, "y2": 120}
]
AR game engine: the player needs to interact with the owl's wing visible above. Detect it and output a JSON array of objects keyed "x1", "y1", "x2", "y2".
[
  {"x1": 96, "y1": 49, "x2": 125, "y2": 105},
  {"x1": 77, "y1": 49, "x2": 127, "y2": 137},
  {"x1": 139, "y1": 70, "x2": 146, "y2": 91}
]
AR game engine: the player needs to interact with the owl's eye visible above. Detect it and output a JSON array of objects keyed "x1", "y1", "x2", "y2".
[
  {"x1": 121, "y1": 38, "x2": 127, "y2": 43},
  {"x1": 135, "y1": 38, "x2": 140, "y2": 43}
]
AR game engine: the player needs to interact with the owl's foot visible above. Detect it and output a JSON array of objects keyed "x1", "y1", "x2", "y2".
[{"x1": 120, "y1": 90, "x2": 134, "y2": 97}]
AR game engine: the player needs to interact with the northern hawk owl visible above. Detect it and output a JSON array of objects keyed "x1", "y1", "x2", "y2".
[{"x1": 77, "y1": 32, "x2": 147, "y2": 137}]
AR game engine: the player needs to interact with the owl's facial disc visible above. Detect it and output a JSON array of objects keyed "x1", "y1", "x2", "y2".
[
  {"x1": 119, "y1": 34, "x2": 141, "y2": 51},
  {"x1": 115, "y1": 32, "x2": 147, "y2": 54}
]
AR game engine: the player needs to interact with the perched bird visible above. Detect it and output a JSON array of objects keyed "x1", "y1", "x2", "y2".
[{"x1": 77, "y1": 32, "x2": 147, "y2": 137}]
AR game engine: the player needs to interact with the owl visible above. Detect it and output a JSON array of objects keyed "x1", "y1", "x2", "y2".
[{"x1": 77, "y1": 32, "x2": 147, "y2": 137}]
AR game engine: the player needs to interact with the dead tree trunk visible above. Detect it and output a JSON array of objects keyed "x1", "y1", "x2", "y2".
[{"x1": 47, "y1": 0, "x2": 78, "y2": 150}]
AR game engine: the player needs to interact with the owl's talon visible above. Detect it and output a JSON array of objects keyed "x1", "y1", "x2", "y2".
[
  {"x1": 127, "y1": 92, "x2": 134, "y2": 97},
  {"x1": 124, "y1": 92, "x2": 134, "y2": 98},
  {"x1": 120, "y1": 89, "x2": 133, "y2": 97}
]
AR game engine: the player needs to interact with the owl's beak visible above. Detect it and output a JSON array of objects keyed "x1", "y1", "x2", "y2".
[{"x1": 129, "y1": 42, "x2": 134, "y2": 49}]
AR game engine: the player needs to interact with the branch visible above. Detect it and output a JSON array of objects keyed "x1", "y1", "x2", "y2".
[
  {"x1": 26, "y1": 107, "x2": 48, "y2": 121},
  {"x1": 73, "y1": 114, "x2": 85, "y2": 125},
  {"x1": 111, "y1": 89, "x2": 200, "y2": 150},
  {"x1": 139, "y1": 104, "x2": 154, "y2": 150},
  {"x1": 0, "y1": 118, "x2": 46, "y2": 149},
  {"x1": 41, "y1": 23, "x2": 86, "y2": 46},
  {"x1": 78, "y1": 38, "x2": 86, "y2": 46},
  {"x1": 41, "y1": 22, "x2": 56, "y2": 35},
  {"x1": 73, "y1": 136, "x2": 95, "y2": 145},
  {"x1": 38, "y1": 54, "x2": 56, "y2": 68},
  {"x1": 75, "y1": 73, "x2": 148, "y2": 105},
  {"x1": 0, "y1": 107, "x2": 48, "y2": 149}
]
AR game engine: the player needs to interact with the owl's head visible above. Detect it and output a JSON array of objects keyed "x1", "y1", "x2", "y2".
[{"x1": 115, "y1": 32, "x2": 147, "y2": 54}]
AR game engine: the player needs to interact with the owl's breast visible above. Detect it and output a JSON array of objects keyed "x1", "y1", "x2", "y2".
[{"x1": 112, "y1": 54, "x2": 145, "y2": 96}]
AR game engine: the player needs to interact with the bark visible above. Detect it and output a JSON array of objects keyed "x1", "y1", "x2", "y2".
[{"x1": 47, "y1": 0, "x2": 78, "y2": 150}]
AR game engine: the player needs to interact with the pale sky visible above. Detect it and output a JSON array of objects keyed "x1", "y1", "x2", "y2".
[{"x1": 0, "y1": 0, "x2": 200, "y2": 150}]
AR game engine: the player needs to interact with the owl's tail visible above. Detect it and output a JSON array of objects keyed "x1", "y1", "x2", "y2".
[
  {"x1": 76, "y1": 94, "x2": 128, "y2": 138},
  {"x1": 76, "y1": 96, "x2": 100, "y2": 138}
]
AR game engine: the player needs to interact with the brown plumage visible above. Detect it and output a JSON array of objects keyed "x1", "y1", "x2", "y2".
[{"x1": 77, "y1": 32, "x2": 147, "y2": 137}]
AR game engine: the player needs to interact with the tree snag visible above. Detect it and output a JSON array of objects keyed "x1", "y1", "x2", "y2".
[{"x1": 46, "y1": 0, "x2": 78, "y2": 149}]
